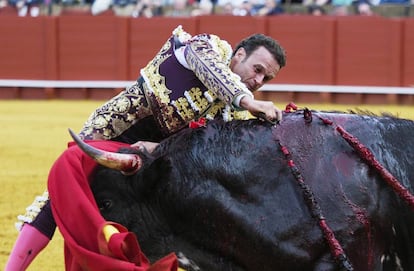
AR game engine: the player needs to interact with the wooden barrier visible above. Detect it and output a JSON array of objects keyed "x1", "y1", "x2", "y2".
[
  {"x1": 266, "y1": 15, "x2": 336, "y2": 85},
  {"x1": 0, "y1": 17, "x2": 50, "y2": 79},
  {"x1": 335, "y1": 16, "x2": 403, "y2": 86},
  {"x1": 403, "y1": 18, "x2": 414, "y2": 87},
  {"x1": 0, "y1": 15, "x2": 413, "y2": 103}
]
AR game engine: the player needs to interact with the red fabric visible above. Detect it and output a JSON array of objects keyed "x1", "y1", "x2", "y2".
[
  {"x1": 48, "y1": 140, "x2": 178, "y2": 271},
  {"x1": 188, "y1": 118, "x2": 206, "y2": 129}
]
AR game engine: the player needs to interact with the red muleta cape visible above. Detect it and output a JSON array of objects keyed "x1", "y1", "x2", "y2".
[{"x1": 48, "y1": 140, "x2": 178, "y2": 271}]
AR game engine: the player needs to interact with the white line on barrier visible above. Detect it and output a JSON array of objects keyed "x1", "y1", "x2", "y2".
[
  {"x1": 260, "y1": 84, "x2": 414, "y2": 94},
  {"x1": 0, "y1": 80, "x2": 133, "y2": 88},
  {"x1": 0, "y1": 80, "x2": 413, "y2": 94}
]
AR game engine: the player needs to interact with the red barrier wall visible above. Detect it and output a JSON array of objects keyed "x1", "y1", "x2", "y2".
[
  {"x1": 0, "y1": 15, "x2": 413, "y2": 87},
  {"x1": 335, "y1": 16, "x2": 402, "y2": 86},
  {"x1": 57, "y1": 15, "x2": 125, "y2": 80},
  {"x1": 0, "y1": 17, "x2": 51, "y2": 79},
  {"x1": 403, "y1": 18, "x2": 414, "y2": 87},
  {"x1": 267, "y1": 16, "x2": 336, "y2": 85},
  {"x1": 197, "y1": 15, "x2": 267, "y2": 47}
]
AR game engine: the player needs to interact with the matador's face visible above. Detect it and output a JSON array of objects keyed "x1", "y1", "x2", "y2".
[{"x1": 230, "y1": 46, "x2": 281, "y2": 92}]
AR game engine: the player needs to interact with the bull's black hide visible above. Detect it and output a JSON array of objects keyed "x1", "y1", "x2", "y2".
[{"x1": 90, "y1": 111, "x2": 414, "y2": 271}]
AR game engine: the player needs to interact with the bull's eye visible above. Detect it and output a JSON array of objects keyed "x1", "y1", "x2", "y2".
[{"x1": 99, "y1": 200, "x2": 113, "y2": 212}]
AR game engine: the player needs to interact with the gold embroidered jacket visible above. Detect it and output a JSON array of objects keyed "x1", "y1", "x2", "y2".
[{"x1": 79, "y1": 26, "x2": 252, "y2": 140}]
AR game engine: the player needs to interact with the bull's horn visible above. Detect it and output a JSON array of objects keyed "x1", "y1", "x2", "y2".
[{"x1": 68, "y1": 128, "x2": 142, "y2": 175}]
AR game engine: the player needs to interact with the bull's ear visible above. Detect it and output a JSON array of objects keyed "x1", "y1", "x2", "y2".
[{"x1": 68, "y1": 128, "x2": 143, "y2": 175}]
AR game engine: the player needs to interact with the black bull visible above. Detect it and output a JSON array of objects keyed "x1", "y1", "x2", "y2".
[{"x1": 78, "y1": 111, "x2": 414, "y2": 271}]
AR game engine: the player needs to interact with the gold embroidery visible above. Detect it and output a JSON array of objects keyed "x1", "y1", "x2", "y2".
[
  {"x1": 172, "y1": 97, "x2": 194, "y2": 121},
  {"x1": 159, "y1": 102, "x2": 180, "y2": 132},
  {"x1": 79, "y1": 81, "x2": 150, "y2": 140},
  {"x1": 141, "y1": 39, "x2": 172, "y2": 104},
  {"x1": 16, "y1": 191, "x2": 49, "y2": 231},
  {"x1": 187, "y1": 87, "x2": 209, "y2": 111},
  {"x1": 92, "y1": 115, "x2": 109, "y2": 129}
]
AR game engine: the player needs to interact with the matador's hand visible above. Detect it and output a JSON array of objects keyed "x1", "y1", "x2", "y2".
[
  {"x1": 131, "y1": 141, "x2": 159, "y2": 153},
  {"x1": 240, "y1": 96, "x2": 282, "y2": 123}
]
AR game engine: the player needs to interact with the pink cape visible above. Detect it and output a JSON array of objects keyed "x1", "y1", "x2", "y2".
[{"x1": 48, "y1": 140, "x2": 178, "y2": 271}]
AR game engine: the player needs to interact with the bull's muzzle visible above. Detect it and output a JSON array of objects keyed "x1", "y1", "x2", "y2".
[{"x1": 68, "y1": 128, "x2": 142, "y2": 175}]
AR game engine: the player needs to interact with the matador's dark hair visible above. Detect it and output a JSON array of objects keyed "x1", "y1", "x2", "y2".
[{"x1": 233, "y1": 34, "x2": 287, "y2": 68}]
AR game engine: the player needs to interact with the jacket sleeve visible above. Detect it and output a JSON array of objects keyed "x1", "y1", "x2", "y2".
[
  {"x1": 78, "y1": 81, "x2": 151, "y2": 140},
  {"x1": 183, "y1": 34, "x2": 254, "y2": 109}
]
